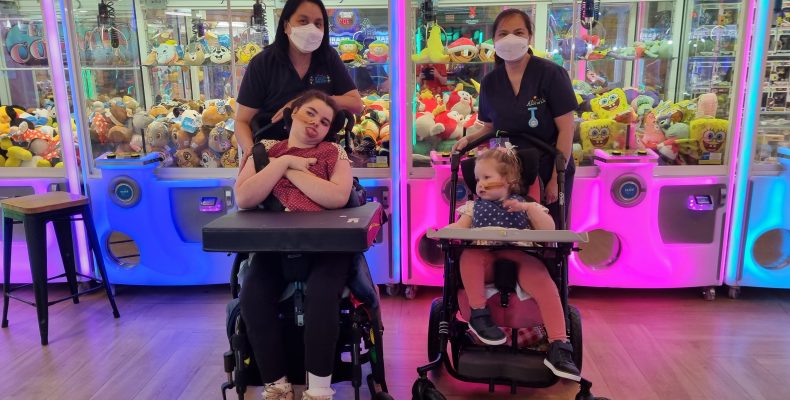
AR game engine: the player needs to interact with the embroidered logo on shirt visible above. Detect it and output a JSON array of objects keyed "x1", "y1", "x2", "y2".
[
  {"x1": 310, "y1": 74, "x2": 332, "y2": 86},
  {"x1": 526, "y1": 96, "x2": 546, "y2": 107}
]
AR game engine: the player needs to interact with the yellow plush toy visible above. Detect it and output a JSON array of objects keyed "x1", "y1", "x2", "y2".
[
  {"x1": 579, "y1": 119, "x2": 625, "y2": 156},
  {"x1": 236, "y1": 43, "x2": 262, "y2": 64},
  {"x1": 412, "y1": 23, "x2": 449, "y2": 63},
  {"x1": 590, "y1": 88, "x2": 635, "y2": 123},
  {"x1": 690, "y1": 118, "x2": 728, "y2": 165}
]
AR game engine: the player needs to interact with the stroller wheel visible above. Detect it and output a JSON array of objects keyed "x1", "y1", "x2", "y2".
[
  {"x1": 412, "y1": 377, "x2": 446, "y2": 400},
  {"x1": 568, "y1": 305, "x2": 583, "y2": 372},
  {"x1": 427, "y1": 298, "x2": 443, "y2": 362}
]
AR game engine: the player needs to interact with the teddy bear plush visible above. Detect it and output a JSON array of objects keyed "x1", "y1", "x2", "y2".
[
  {"x1": 175, "y1": 148, "x2": 200, "y2": 167},
  {"x1": 208, "y1": 122, "x2": 233, "y2": 154},
  {"x1": 220, "y1": 147, "x2": 238, "y2": 168}
]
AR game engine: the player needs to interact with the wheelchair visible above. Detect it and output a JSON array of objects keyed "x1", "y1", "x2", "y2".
[
  {"x1": 206, "y1": 111, "x2": 393, "y2": 400},
  {"x1": 411, "y1": 132, "x2": 607, "y2": 400}
]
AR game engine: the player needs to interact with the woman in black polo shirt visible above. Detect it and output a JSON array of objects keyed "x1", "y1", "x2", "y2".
[
  {"x1": 453, "y1": 9, "x2": 578, "y2": 225},
  {"x1": 235, "y1": 0, "x2": 363, "y2": 162}
]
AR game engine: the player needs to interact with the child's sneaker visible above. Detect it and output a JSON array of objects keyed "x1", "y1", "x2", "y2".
[
  {"x1": 301, "y1": 388, "x2": 335, "y2": 400},
  {"x1": 468, "y1": 307, "x2": 507, "y2": 345},
  {"x1": 543, "y1": 341, "x2": 581, "y2": 381},
  {"x1": 262, "y1": 381, "x2": 294, "y2": 400}
]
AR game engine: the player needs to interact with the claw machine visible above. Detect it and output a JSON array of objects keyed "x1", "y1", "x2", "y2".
[
  {"x1": 551, "y1": 0, "x2": 750, "y2": 300},
  {"x1": 61, "y1": 0, "x2": 242, "y2": 285},
  {"x1": 725, "y1": 1, "x2": 790, "y2": 298},
  {"x1": 266, "y1": 0, "x2": 398, "y2": 286},
  {"x1": 0, "y1": 0, "x2": 80, "y2": 283}
]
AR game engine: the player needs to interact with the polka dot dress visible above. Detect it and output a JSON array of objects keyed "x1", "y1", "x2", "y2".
[
  {"x1": 263, "y1": 140, "x2": 349, "y2": 212},
  {"x1": 470, "y1": 194, "x2": 530, "y2": 229}
]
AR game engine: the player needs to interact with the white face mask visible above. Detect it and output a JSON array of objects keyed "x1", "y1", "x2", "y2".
[
  {"x1": 494, "y1": 34, "x2": 530, "y2": 61},
  {"x1": 288, "y1": 23, "x2": 324, "y2": 53}
]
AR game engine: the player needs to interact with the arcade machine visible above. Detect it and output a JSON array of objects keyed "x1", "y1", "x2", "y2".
[
  {"x1": 561, "y1": 0, "x2": 749, "y2": 300},
  {"x1": 60, "y1": 0, "x2": 397, "y2": 285},
  {"x1": 0, "y1": 0, "x2": 80, "y2": 283},
  {"x1": 725, "y1": 1, "x2": 790, "y2": 298}
]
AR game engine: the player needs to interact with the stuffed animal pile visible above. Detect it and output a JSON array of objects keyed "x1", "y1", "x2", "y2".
[
  {"x1": 574, "y1": 83, "x2": 727, "y2": 166},
  {"x1": 86, "y1": 95, "x2": 239, "y2": 168},
  {"x1": 0, "y1": 103, "x2": 76, "y2": 168},
  {"x1": 349, "y1": 93, "x2": 391, "y2": 167},
  {"x1": 413, "y1": 82, "x2": 482, "y2": 156}
]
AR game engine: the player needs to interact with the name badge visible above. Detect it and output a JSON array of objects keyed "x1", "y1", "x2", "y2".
[{"x1": 310, "y1": 74, "x2": 332, "y2": 86}]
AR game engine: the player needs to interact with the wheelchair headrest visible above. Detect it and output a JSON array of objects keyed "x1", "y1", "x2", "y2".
[{"x1": 460, "y1": 148, "x2": 541, "y2": 198}]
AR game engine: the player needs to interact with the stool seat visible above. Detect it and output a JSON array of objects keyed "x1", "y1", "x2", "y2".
[
  {"x1": 1, "y1": 191, "x2": 119, "y2": 345},
  {"x1": 0, "y1": 192, "x2": 88, "y2": 215}
]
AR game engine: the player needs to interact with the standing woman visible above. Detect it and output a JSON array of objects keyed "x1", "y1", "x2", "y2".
[
  {"x1": 453, "y1": 9, "x2": 578, "y2": 225},
  {"x1": 235, "y1": 0, "x2": 364, "y2": 163}
]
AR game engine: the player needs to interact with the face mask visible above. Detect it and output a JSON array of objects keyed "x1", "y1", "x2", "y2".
[
  {"x1": 288, "y1": 23, "x2": 324, "y2": 53},
  {"x1": 494, "y1": 34, "x2": 530, "y2": 61}
]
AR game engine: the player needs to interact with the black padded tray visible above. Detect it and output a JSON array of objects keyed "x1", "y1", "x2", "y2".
[{"x1": 202, "y1": 202, "x2": 383, "y2": 253}]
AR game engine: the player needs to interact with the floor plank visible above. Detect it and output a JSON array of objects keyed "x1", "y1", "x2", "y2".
[{"x1": 1, "y1": 285, "x2": 789, "y2": 399}]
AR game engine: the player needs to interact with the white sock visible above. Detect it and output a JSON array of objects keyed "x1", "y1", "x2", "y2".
[{"x1": 306, "y1": 372, "x2": 333, "y2": 395}]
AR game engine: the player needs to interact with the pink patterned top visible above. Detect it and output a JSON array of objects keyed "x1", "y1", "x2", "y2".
[{"x1": 261, "y1": 139, "x2": 350, "y2": 212}]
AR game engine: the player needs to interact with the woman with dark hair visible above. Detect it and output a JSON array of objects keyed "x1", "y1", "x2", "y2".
[
  {"x1": 235, "y1": 0, "x2": 363, "y2": 166},
  {"x1": 453, "y1": 9, "x2": 577, "y2": 229},
  {"x1": 450, "y1": 8, "x2": 579, "y2": 381}
]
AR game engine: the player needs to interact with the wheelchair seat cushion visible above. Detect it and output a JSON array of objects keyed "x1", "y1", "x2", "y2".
[{"x1": 458, "y1": 289, "x2": 543, "y2": 329}]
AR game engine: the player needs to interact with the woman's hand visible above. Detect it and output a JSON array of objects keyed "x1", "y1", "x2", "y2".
[
  {"x1": 452, "y1": 137, "x2": 469, "y2": 153},
  {"x1": 545, "y1": 175, "x2": 559, "y2": 204},
  {"x1": 282, "y1": 155, "x2": 317, "y2": 172}
]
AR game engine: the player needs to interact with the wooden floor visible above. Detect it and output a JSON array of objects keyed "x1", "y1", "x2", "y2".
[{"x1": 2, "y1": 285, "x2": 790, "y2": 400}]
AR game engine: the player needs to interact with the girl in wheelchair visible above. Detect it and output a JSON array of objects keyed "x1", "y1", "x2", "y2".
[
  {"x1": 444, "y1": 145, "x2": 581, "y2": 381},
  {"x1": 234, "y1": 90, "x2": 353, "y2": 400}
]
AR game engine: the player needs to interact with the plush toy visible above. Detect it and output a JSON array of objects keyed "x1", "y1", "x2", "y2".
[
  {"x1": 417, "y1": 89, "x2": 441, "y2": 113},
  {"x1": 202, "y1": 102, "x2": 231, "y2": 126},
  {"x1": 478, "y1": 39, "x2": 495, "y2": 62},
  {"x1": 236, "y1": 42, "x2": 262, "y2": 64},
  {"x1": 644, "y1": 40, "x2": 673, "y2": 59},
  {"x1": 149, "y1": 104, "x2": 169, "y2": 120},
  {"x1": 365, "y1": 40, "x2": 389, "y2": 63},
  {"x1": 631, "y1": 95, "x2": 656, "y2": 118},
  {"x1": 108, "y1": 125, "x2": 134, "y2": 153},
  {"x1": 696, "y1": 93, "x2": 718, "y2": 119},
  {"x1": 209, "y1": 46, "x2": 232, "y2": 64},
  {"x1": 155, "y1": 42, "x2": 180, "y2": 65},
  {"x1": 579, "y1": 119, "x2": 625, "y2": 155},
  {"x1": 338, "y1": 39, "x2": 364, "y2": 63},
  {"x1": 412, "y1": 23, "x2": 449, "y2": 63},
  {"x1": 220, "y1": 147, "x2": 239, "y2": 168},
  {"x1": 190, "y1": 126, "x2": 209, "y2": 152},
  {"x1": 183, "y1": 42, "x2": 207, "y2": 66},
  {"x1": 145, "y1": 120, "x2": 171, "y2": 148},
  {"x1": 208, "y1": 122, "x2": 233, "y2": 153},
  {"x1": 200, "y1": 148, "x2": 221, "y2": 168},
  {"x1": 132, "y1": 111, "x2": 154, "y2": 134},
  {"x1": 170, "y1": 124, "x2": 192, "y2": 149},
  {"x1": 90, "y1": 112, "x2": 111, "y2": 144},
  {"x1": 434, "y1": 110, "x2": 464, "y2": 140},
  {"x1": 558, "y1": 37, "x2": 589, "y2": 60},
  {"x1": 446, "y1": 38, "x2": 478, "y2": 63},
  {"x1": 175, "y1": 148, "x2": 200, "y2": 167},
  {"x1": 690, "y1": 118, "x2": 728, "y2": 164},
  {"x1": 590, "y1": 88, "x2": 636, "y2": 123},
  {"x1": 414, "y1": 111, "x2": 444, "y2": 141},
  {"x1": 443, "y1": 84, "x2": 475, "y2": 116}
]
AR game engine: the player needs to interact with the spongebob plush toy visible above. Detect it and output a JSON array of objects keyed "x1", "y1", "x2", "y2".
[
  {"x1": 590, "y1": 88, "x2": 635, "y2": 123},
  {"x1": 579, "y1": 118, "x2": 625, "y2": 157},
  {"x1": 690, "y1": 118, "x2": 728, "y2": 165}
]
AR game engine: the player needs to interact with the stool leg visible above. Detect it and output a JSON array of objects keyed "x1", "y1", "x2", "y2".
[
  {"x1": 82, "y1": 209, "x2": 119, "y2": 319},
  {"x1": 24, "y1": 216, "x2": 49, "y2": 345},
  {"x1": 2, "y1": 216, "x2": 13, "y2": 328},
  {"x1": 53, "y1": 218, "x2": 79, "y2": 304}
]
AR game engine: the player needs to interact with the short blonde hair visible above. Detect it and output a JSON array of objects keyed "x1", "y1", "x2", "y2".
[{"x1": 476, "y1": 147, "x2": 522, "y2": 194}]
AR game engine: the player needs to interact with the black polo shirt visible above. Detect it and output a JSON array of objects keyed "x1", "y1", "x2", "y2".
[
  {"x1": 478, "y1": 56, "x2": 577, "y2": 156},
  {"x1": 237, "y1": 46, "x2": 357, "y2": 140}
]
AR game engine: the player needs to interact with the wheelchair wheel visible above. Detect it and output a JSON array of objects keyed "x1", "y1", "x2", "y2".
[
  {"x1": 427, "y1": 298, "x2": 443, "y2": 362},
  {"x1": 412, "y1": 377, "x2": 447, "y2": 400},
  {"x1": 568, "y1": 304, "x2": 583, "y2": 372}
]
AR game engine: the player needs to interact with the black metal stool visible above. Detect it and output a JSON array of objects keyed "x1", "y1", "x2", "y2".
[{"x1": 1, "y1": 191, "x2": 120, "y2": 345}]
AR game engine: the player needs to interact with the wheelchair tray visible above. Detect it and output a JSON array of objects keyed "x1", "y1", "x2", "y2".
[
  {"x1": 427, "y1": 228, "x2": 589, "y2": 243},
  {"x1": 202, "y1": 202, "x2": 383, "y2": 253}
]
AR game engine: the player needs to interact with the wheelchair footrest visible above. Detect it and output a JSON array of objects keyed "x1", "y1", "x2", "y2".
[{"x1": 456, "y1": 347, "x2": 556, "y2": 385}]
